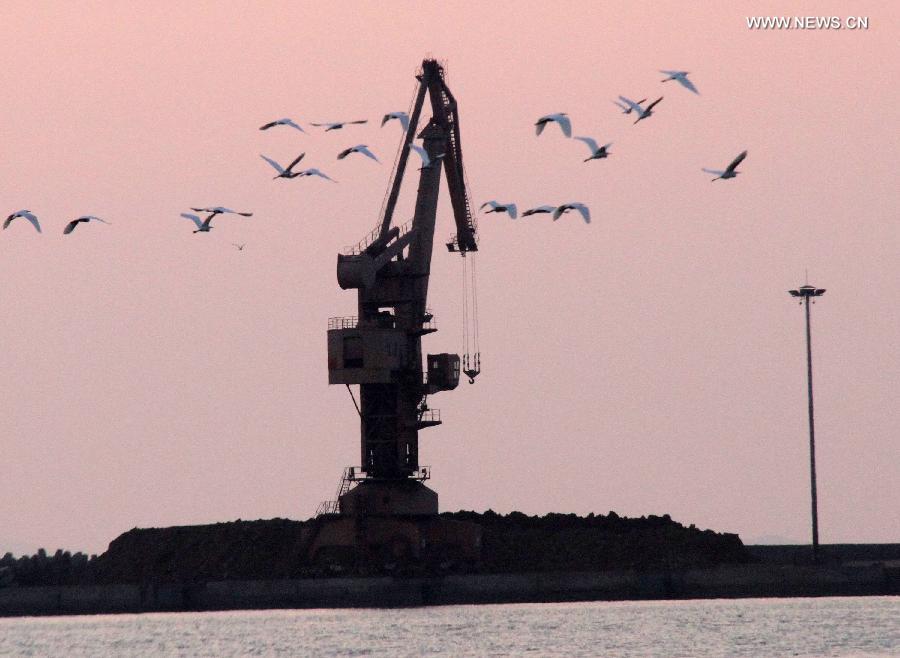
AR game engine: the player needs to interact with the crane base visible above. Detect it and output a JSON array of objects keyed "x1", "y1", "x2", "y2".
[{"x1": 339, "y1": 479, "x2": 438, "y2": 516}]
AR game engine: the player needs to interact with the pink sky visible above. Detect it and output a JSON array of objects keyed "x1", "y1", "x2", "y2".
[{"x1": 1, "y1": 2, "x2": 897, "y2": 555}]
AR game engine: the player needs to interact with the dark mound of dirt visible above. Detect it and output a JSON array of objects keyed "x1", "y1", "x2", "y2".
[
  {"x1": 444, "y1": 510, "x2": 748, "y2": 573},
  {"x1": 93, "y1": 518, "x2": 313, "y2": 584},
  {"x1": 92, "y1": 511, "x2": 748, "y2": 584}
]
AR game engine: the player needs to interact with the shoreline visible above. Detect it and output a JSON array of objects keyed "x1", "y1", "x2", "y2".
[{"x1": 2, "y1": 562, "x2": 897, "y2": 618}]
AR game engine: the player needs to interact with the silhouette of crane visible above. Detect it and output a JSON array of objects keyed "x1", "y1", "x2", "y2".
[{"x1": 326, "y1": 59, "x2": 479, "y2": 516}]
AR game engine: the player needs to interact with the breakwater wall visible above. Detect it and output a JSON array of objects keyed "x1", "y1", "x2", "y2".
[{"x1": 1, "y1": 563, "x2": 897, "y2": 617}]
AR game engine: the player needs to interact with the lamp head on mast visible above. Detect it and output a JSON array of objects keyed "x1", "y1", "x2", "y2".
[{"x1": 789, "y1": 285, "x2": 826, "y2": 304}]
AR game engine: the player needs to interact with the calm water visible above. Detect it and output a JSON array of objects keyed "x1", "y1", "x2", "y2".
[{"x1": 1, "y1": 597, "x2": 897, "y2": 657}]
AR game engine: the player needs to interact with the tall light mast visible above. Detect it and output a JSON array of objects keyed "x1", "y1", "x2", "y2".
[{"x1": 788, "y1": 282, "x2": 826, "y2": 562}]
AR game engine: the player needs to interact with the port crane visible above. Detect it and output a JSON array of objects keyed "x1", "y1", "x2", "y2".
[{"x1": 325, "y1": 59, "x2": 479, "y2": 518}]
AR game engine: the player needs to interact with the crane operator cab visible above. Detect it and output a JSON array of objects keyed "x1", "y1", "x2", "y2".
[{"x1": 426, "y1": 353, "x2": 461, "y2": 392}]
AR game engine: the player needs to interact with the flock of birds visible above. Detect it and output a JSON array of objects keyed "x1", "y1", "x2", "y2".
[
  {"x1": 255, "y1": 112, "x2": 427, "y2": 185},
  {"x1": 4, "y1": 70, "x2": 747, "y2": 246},
  {"x1": 480, "y1": 69, "x2": 748, "y2": 225},
  {"x1": 2, "y1": 112, "x2": 424, "y2": 248}
]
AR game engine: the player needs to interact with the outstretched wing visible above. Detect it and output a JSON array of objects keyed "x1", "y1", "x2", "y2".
[
  {"x1": 303, "y1": 168, "x2": 337, "y2": 182},
  {"x1": 677, "y1": 76, "x2": 699, "y2": 94},
  {"x1": 20, "y1": 212, "x2": 41, "y2": 233},
  {"x1": 63, "y1": 219, "x2": 81, "y2": 234},
  {"x1": 383, "y1": 112, "x2": 409, "y2": 131},
  {"x1": 260, "y1": 154, "x2": 285, "y2": 174},
  {"x1": 725, "y1": 150, "x2": 748, "y2": 173},
  {"x1": 553, "y1": 114, "x2": 572, "y2": 137},
  {"x1": 618, "y1": 96, "x2": 643, "y2": 114},
  {"x1": 355, "y1": 145, "x2": 379, "y2": 162},
  {"x1": 645, "y1": 97, "x2": 664, "y2": 111},
  {"x1": 282, "y1": 119, "x2": 305, "y2": 132},
  {"x1": 572, "y1": 203, "x2": 591, "y2": 224},
  {"x1": 408, "y1": 143, "x2": 430, "y2": 167},
  {"x1": 505, "y1": 203, "x2": 518, "y2": 219},
  {"x1": 180, "y1": 213, "x2": 203, "y2": 229},
  {"x1": 702, "y1": 168, "x2": 726, "y2": 176},
  {"x1": 285, "y1": 152, "x2": 306, "y2": 171},
  {"x1": 573, "y1": 136, "x2": 599, "y2": 153},
  {"x1": 523, "y1": 205, "x2": 555, "y2": 216}
]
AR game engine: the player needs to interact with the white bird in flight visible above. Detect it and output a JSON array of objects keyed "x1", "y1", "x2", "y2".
[
  {"x1": 259, "y1": 118, "x2": 305, "y2": 132},
  {"x1": 181, "y1": 213, "x2": 214, "y2": 233},
  {"x1": 337, "y1": 145, "x2": 380, "y2": 163},
  {"x1": 573, "y1": 136, "x2": 612, "y2": 162},
  {"x1": 3, "y1": 210, "x2": 41, "y2": 233},
  {"x1": 232, "y1": 243, "x2": 245, "y2": 251},
  {"x1": 311, "y1": 120, "x2": 368, "y2": 132},
  {"x1": 480, "y1": 201, "x2": 518, "y2": 219},
  {"x1": 660, "y1": 70, "x2": 699, "y2": 95},
  {"x1": 521, "y1": 205, "x2": 556, "y2": 217},
  {"x1": 190, "y1": 207, "x2": 253, "y2": 218},
  {"x1": 63, "y1": 215, "x2": 110, "y2": 235},
  {"x1": 296, "y1": 168, "x2": 337, "y2": 182},
  {"x1": 613, "y1": 98, "x2": 646, "y2": 114},
  {"x1": 702, "y1": 150, "x2": 747, "y2": 181},
  {"x1": 553, "y1": 203, "x2": 591, "y2": 224},
  {"x1": 618, "y1": 96, "x2": 664, "y2": 124},
  {"x1": 408, "y1": 143, "x2": 444, "y2": 169},
  {"x1": 260, "y1": 153, "x2": 306, "y2": 179},
  {"x1": 381, "y1": 112, "x2": 410, "y2": 132},
  {"x1": 534, "y1": 113, "x2": 572, "y2": 137}
]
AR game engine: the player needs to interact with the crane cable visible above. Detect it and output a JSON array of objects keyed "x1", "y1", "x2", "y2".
[
  {"x1": 461, "y1": 251, "x2": 480, "y2": 384},
  {"x1": 461, "y1": 253, "x2": 470, "y2": 375}
]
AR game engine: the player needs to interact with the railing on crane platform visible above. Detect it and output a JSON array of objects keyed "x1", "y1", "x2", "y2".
[
  {"x1": 315, "y1": 465, "x2": 433, "y2": 517},
  {"x1": 342, "y1": 219, "x2": 414, "y2": 256},
  {"x1": 328, "y1": 311, "x2": 435, "y2": 333}
]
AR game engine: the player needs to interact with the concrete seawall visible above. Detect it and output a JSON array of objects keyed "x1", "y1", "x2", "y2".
[{"x1": 1, "y1": 564, "x2": 897, "y2": 617}]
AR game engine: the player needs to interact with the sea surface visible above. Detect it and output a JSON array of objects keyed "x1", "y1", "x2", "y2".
[{"x1": 1, "y1": 596, "x2": 897, "y2": 657}]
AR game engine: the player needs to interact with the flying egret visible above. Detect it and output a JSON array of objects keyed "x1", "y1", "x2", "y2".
[
  {"x1": 190, "y1": 207, "x2": 253, "y2": 218},
  {"x1": 573, "y1": 136, "x2": 612, "y2": 161},
  {"x1": 381, "y1": 112, "x2": 410, "y2": 132},
  {"x1": 337, "y1": 145, "x2": 380, "y2": 163},
  {"x1": 296, "y1": 168, "x2": 337, "y2": 182},
  {"x1": 232, "y1": 243, "x2": 245, "y2": 251},
  {"x1": 181, "y1": 213, "x2": 214, "y2": 233},
  {"x1": 260, "y1": 153, "x2": 306, "y2": 179},
  {"x1": 613, "y1": 98, "x2": 647, "y2": 114},
  {"x1": 553, "y1": 203, "x2": 591, "y2": 224},
  {"x1": 408, "y1": 143, "x2": 444, "y2": 169},
  {"x1": 534, "y1": 113, "x2": 572, "y2": 137},
  {"x1": 521, "y1": 205, "x2": 556, "y2": 217},
  {"x1": 660, "y1": 70, "x2": 699, "y2": 95},
  {"x1": 3, "y1": 210, "x2": 41, "y2": 233},
  {"x1": 702, "y1": 150, "x2": 747, "y2": 181},
  {"x1": 310, "y1": 120, "x2": 368, "y2": 132},
  {"x1": 259, "y1": 118, "x2": 305, "y2": 132},
  {"x1": 479, "y1": 201, "x2": 518, "y2": 219},
  {"x1": 63, "y1": 215, "x2": 110, "y2": 235},
  {"x1": 618, "y1": 96, "x2": 663, "y2": 124}
]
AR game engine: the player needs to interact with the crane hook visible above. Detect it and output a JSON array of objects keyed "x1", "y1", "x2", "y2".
[{"x1": 462, "y1": 353, "x2": 480, "y2": 384}]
